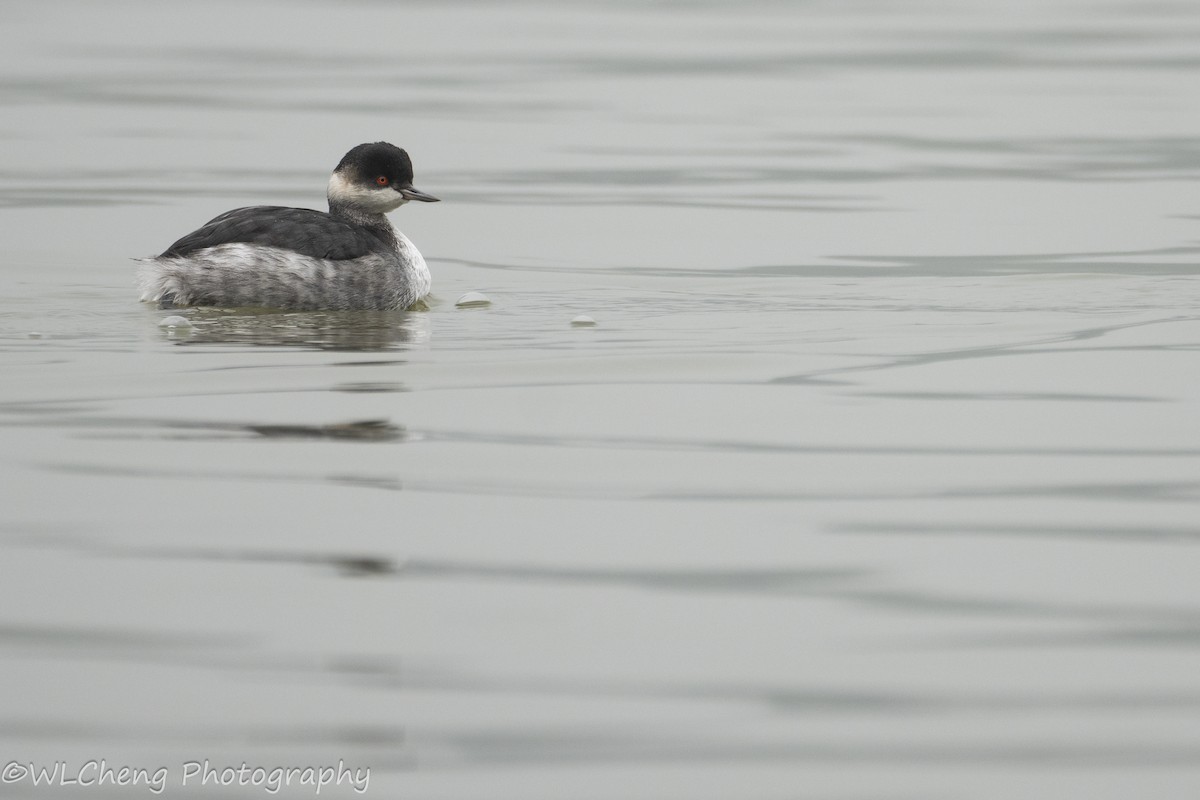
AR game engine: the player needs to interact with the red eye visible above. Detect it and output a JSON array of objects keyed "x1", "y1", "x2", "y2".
[{"x1": 375, "y1": 175, "x2": 389, "y2": 186}]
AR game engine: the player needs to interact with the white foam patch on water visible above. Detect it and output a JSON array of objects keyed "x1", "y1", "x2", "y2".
[{"x1": 455, "y1": 291, "x2": 491, "y2": 308}]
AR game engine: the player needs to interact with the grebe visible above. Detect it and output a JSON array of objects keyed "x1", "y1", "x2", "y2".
[{"x1": 138, "y1": 142, "x2": 439, "y2": 311}]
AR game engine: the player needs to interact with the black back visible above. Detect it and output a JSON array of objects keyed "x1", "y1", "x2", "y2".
[{"x1": 160, "y1": 206, "x2": 392, "y2": 260}]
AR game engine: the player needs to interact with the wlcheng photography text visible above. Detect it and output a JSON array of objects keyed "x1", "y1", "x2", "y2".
[{"x1": 2, "y1": 759, "x2": 370, "y2": 795}]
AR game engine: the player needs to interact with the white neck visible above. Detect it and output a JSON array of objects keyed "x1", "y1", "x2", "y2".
[{"x1": 327, "y1": 171, "x2": 407, "y2": 214}]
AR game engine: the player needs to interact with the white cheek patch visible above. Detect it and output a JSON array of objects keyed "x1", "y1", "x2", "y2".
[{"x1": 327, "y1": 171, "x2": 406, "y2": 213}]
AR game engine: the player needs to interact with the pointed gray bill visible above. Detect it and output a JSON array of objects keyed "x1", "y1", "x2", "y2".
[{"x1": 399, "y1": 185, "x2": 440, "y2": 202}]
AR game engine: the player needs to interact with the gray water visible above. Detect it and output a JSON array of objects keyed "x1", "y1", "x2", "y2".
[{"x1": 2, "y1": 1, "x2": 1200, "y2": 797}]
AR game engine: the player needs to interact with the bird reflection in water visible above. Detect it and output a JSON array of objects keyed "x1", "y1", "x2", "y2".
[{"x1": 157, "y1": 306, "x2": 429, "y2": 351}]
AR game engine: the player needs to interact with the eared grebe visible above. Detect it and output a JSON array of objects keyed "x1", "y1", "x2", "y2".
[{"x1": 138, "y1": 142, "x2": 439, "y2": 311}]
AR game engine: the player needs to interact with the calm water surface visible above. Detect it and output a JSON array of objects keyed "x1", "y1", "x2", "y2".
[{"x1": 2, "y1": 1, "x2": 1200, "y2": 798}]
